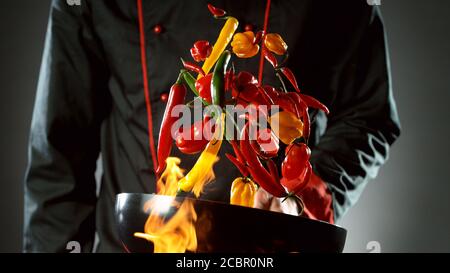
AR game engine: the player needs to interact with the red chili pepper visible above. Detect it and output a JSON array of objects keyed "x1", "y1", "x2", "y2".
[
  {"x1": 258, "y1": 86, "x2": 299, "y2": 116},
  {"x1": 226, "y1": 153, "x2": 249, "y2": 177},
  {"x1": 195, "y1": 71, "x2": 233, "y2": 104},
  {"x1": 207, "y1": 3, "x2": 226, "y2": 17},
  {"x1": 262, "y1": 47, "x2": 278, "y2": 68},
  {"x1": 301, "y1": 102, "x2": 310, "y2": 140},
  {"x1": 285, "y1": 92, "x2": 311, "y2": 138},
  {"x1": 226, "y1": 68, "x2": 234, "y2": 92},
  {"x1": 175, "y1": 116, "x2": 214, "y2": 154},
  {"x1": 282, "y1": 143, "x2": 311, "y2": 180},
  {"x1": 300, "y1": 94, "x2": 330, "y2": 115},
  {"x1": 279, "y1": 67, "x2": 301, "y2": 93},
  {"x1": 254, "y1": 31, "x2": 264, "y2": 45},
  {"x1": 266, "y1": 158, "x2": 280, "y2": 182},
  {"x1": 231, "y1": 72, "x2": 266, "y2": 105},
  {"x1": 195, "y1": 73, "x2": 213, "y2": 103},
  {"x1": 279, "y1": 92, "x2": 301, "y2": 117},
  {"x1": 156, "y1": 82, "x2": 187, "y2": 174},
  {"x1": 250, "y1": 128, "x2": 279, "y2": 159},
  {"x1": 240, "y1": 122, "x2": 286, "y2": 197},
  {"x1": 230, "y1": 140, "x2": 245, "y2": 163},
  {"x1": 281, "y1": 161, "x2": 312, "y2": 194},
  {"x1": 258, "y1": 85, "x2": 277, "y2": 104},
  {"x1": 182, "y1": 58, "x2": 205, "y2": 76},
  {"x1": 190, "y1": 40, "x2": 213, "y2": 62}
]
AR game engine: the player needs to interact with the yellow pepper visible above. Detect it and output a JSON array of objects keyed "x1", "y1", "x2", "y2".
[
  {"x1": 230, "y1": 177, "x2": 258, "y2": 207},
  {"x1": 178, "y1": 113, "x2": 225, "y2": 196},
  {"x1": 231, "y1": 31, "x2": 260, "y2": 58},
  {"x1": 269, "y1": 111, "x2": 303, "y2": 145},
  {"x1": 198, "y1": 17, "x2": 239, "y2": 80},
  {"x1": 264, "y1": 33, "x2": 288, "y2": 55}
]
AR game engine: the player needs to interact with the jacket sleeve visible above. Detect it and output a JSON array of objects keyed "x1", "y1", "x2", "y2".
[
  {"x1": 310, "y1": 7, "x2": 401, "y2": 221},
  {"x1": 24, "y1": 0, "x2": 110, "y2": 252}
]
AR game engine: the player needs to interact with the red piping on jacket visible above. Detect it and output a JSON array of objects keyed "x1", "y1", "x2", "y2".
[
  {"x1": 137, "y1": 0, "x2": 159, "y2": 177},
  {"x1": 258, "y1": 0, "x2": 272, "y2": 84}
]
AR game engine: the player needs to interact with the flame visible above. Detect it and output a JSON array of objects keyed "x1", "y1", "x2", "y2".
[
  {"x1": 135, "y1": 196, "x2": 197, "y2": 253},
  {"x1": 134, "y1": 155, "x2": 218, "y2": 253}
]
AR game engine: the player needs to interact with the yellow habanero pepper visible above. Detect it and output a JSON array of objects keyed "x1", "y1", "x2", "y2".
[
  {"x1": 198, "y1": 17, "x2": 239, "y2": 80},
  {"x1": 230, "y1": 177, "x2": 258, "y2": 208},
  {"x1": 264, "y1": 33, "x2": 288, "y2": 55},
  {"x1": 178, "y1": 113, "x2": 225, "y2": 196},
  {"x1": 269, "y1": 111, "x2": 303, "y2": 145},
  {"x1": 231, "y1": 31, "x2": 260, "y2": 58}
]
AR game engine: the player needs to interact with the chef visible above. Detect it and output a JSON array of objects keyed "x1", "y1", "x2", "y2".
[{"x1": 24, "y1": 0, "x2": 400, "y2": 252}]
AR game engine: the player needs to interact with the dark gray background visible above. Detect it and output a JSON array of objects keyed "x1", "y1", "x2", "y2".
[{"x1": 1, "y1": 0, "x2": 449, "y2": 252}]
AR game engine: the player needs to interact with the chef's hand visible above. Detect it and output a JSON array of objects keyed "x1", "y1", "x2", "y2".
[{"x1": 253, "y1": 188, "x2": 302, "y2": 216}]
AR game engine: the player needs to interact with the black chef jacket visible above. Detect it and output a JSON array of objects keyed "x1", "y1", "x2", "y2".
[{"x1": 24, "y1": 0, "x2": 401, "y2": 252}]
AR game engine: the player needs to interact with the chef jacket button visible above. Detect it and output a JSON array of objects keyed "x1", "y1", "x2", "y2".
[
  {"x1": 153, "y1": 24, "x2": 163, "y2": 34},
  {"x1": 160, "y1": 92, "x2": 169, "y2": 103},
  {"x1": 244, "y1": 24, "x2": 254, "y2": 32}
]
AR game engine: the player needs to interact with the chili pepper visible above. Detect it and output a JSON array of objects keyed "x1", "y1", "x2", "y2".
[
  {"x1": 240, "y1": 122, "x2": 286, "y2": 197},
  {"x1": 279, "y1": 67, "x2": 301, "y2": 93},
  {"x1": 199, "y1": 17, "x2": 238, "y2": 79},
  {"x1": 286, "y1": 92, "x2": 303, "y2": 116},
  {"x1": 284, "y1": 92, "x2": 311, "y2": 138},
  {"x1": 207, "y1": 3, "x2": 226, "y2": 17},
  {"x1": 178, "y1": 113, "x2": 225, "y2": 197},
  {"x1": 254, "y1": 31, "x2": 263, "y2": 45},
  {"x1": 279, "y1": 92, "x2": 301, "y2": 117},
  {"x1": 301, "y1": 102, "x2": 310, "y2": 140},
  {"x1": 258, "y1": 86, "x2": 299, "y2": 116},
  {"x1": 181, "y1": 58, "x2": 205, "y2": 76},
  {"x1": 268, "y1": 111, "x2": 303, "y2": 145},
  {"x1": 282, "y1": 143, "x2": 311, "y2": 180},
  {"x1": 230, "y1": 177, "x2": 258, "y2": 207},
  {"x1": 230, "y1": 140, "x2": 246, "y2": 163},
  {"x1": 195, "y1": 73, "x2": 213, "y2": 103},
  {"x1": 190, "y1": 40, "x2": 213, "y2": 62},
  {"x1": 156, "y1": 79, "x2": 187, "y2": 174},
  {"x1": 226, "y1": 153, "x2": 249, "y2": 177},
  {"x1": 264, "y1": 33, "x2": 288, "y2": 55},
  {"x1": 175, "y1": 116, "x2": 214, "y2": 154},
  {"x1": 300, "y1": 94, "x2": 330, "y2": 115},
  {"x1": 211, "y1": 50, "x2": 231, "y2": 107},
  {"x1": 262, "y1": 47, "x2": 278, "y2": 68},
  {"x1": 195, "y1": 71, "x2": 233, "y2": 105},
  {"x1": 231, "y1": 31, "x2": 260, "y2": 58},
  {"x1": 231, "y1": 72, "x2": 266, "y2": 104},
  {"x1": 281, "y1": 161, "x2": 312, "y2": 195},
  {"x1": 266, "y1": 158, "x2": 280, "y2": 182},
  {"x1": 182, "y1": 70, "x2": 199, "y2": 96},
  {"x1": 250, "y1": 128, "x2": 279, "y2": 159}
]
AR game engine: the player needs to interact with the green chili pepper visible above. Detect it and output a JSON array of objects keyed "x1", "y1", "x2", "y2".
[
  {"x1": 211, "y1": 50, "x2": 231, "y2": 107},
  {"x1": 182, "y1": 70, "x2": 209, "y2": 105}
]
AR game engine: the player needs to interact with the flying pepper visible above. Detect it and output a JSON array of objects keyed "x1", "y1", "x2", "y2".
[
  {"x1": 282, "y1": 143, "x2": 311, "y2": 180},
  {"x1": 230, "y1": 177, "x2": 258, "y2": 207},
  {"x1": 178, "y1": 113, "x2": 225, "y2": 197},
  {"x1": 190, "y1": 40, "x2": 213, "y2": 62},
  {"x1": 264, "y1": 33, "x2": 288, "y2": 55},
  {"x1": 156, "y1": 78, "x2": 187, "y2": 174},
  {"x1": 211, "y1": 50, "x2": 231, "y2": 107},
  {"x1": 231, "y1": 31, "x2": 260, "y2": 58},
  {"x1": 250, "y1": 128, "x2": 279, "y2": 159},
  {"x1": 175, "y1": 116, "x2": 214, "y2": 154},
  {"x1": 240, "y1": 122, "x2": 287, "y2": 198},
  {"x1": 268, "y1": 111, "x2": 303, "y2": 145},
  {"x1": 199, "y1": 16, "x2": 238, "y2": 79}
]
